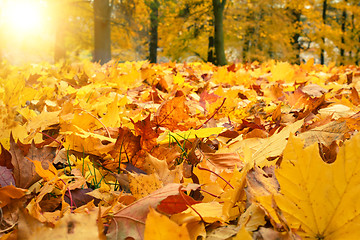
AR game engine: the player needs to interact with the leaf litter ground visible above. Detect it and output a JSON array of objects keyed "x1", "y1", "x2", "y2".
[{"x1": 1, "y1": 60, "x2": 360, "y2": 239}]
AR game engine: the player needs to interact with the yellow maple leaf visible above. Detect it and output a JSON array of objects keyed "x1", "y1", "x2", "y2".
[
  {"x1": 232, "y1": 226, "x2": 253, "y2": 240},
  {"x1": 157, "y1": 127, "x2": 224, "y2": 145},
  {"x1": 221, "y1": 119, "x2": 303, "y2": 167},
  {"x1": 171, "y1": 202, "x2": 226, "y2": 224},
  {"x1": 144, "y1": 208, "x2": 190, "y2": 240},
  {"x1": 271, "y1": 133, "x2": 360, "y2": 239},
  {"x1": 271, "y1": 61, "x2": 295, "y2": 82},
  {"x1": 31, "y1": 159, "x2": 58, "y2": 182},
  {"x1": 128, "y1": 173, "x2": 163, "y2": 199}
]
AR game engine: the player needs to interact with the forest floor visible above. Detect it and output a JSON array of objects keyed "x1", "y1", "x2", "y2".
[{"x1": 1, "y1": 60, "x2": 360, "y2": 239}]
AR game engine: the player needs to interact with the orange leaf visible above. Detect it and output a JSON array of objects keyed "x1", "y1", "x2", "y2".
[
  {"x1": 0, "y1": 185, "x2": 26, "y2": 208},
  {"x1": 154, "y1": 96, "x2": 191, "y2": 131},
  {"x1": 132, "y1": 115, "x2": 159, "y2": 151},
  {"x1": 109, "y1": 127, "x2": 141, "y2": 165}
]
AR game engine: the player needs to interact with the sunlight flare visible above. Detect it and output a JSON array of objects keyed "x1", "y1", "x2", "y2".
[{"x1": 1, "y1": 0, "x2": 46, "y2": 34}]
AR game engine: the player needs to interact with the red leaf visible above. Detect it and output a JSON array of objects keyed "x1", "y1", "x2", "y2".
[
  {"x1": 157, "y1": 194, "x2": 200, "y2": 215},
  {"x1": 107, "y1": 183, "x2": 200, "y2": 240},
  {"x1": 0, "y1": 143, "x2": 13, "y2": 169}
]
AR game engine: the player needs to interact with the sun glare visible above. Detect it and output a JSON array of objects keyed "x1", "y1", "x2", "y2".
[{"x1": 1, "y1": 0, "x2": 45, "y2": 34}]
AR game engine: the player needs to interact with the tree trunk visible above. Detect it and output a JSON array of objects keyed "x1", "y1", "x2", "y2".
[
  {"x1": 290, "y1": 9, "x2": 301, "y2": 64},
  {"x1": 149, "y1": 0, "x2": 159, "y2": 63},
  {"x1": 320, "y1": 0, "x2": 327, "y2": 65},
  {"x1": 212, "y1": 0, "x2": 227, "y2": 66},
  {"x1": 94, "y1": 0, "x2": 112, "y2": 64},
  {"x1": 207, "y1": 36, "x2": 215, "y2": 64},
  {"x1": 340, "y1": 2, "x2": 347, "y2": 65}
]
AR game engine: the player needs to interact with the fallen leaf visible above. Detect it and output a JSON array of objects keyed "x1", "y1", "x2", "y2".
[
  {"x1": 132, "y1": 115, "x2": 159, "y2": 151},
  {"x1": 232, "y1": 226, "x2": 253, "y2": 240},
  {"x1": 0, "y1": 166, "x2": 15, "y2": 187},
  {"x1": 224, "y1": 119, "x2": 304, "y2": 167},
  {"x1": 0, "y1": 144, "x2": 13, "y2": 169},
  {"x1": 171, "y1": 201, "x2": 226, "y2": 224},
  {"x1": 154, "y1": 96, "x2": 191, "y2": 131},
  {"x1": 157, "y1": 127, "x2": 224, "y2": 145},
  {"x1": 18, "y1": 209, "x2": 103, "y2": 240},
  {"x1": 298, "y1": 120, "x2": 348, "y2": 147},
  {"x1": 10, "y1": 136, "x2": 55, "y2": 188},
  {"x1": 301, "y1": 83, "x2": 327, "y2": 97},
  {"x1": 109, "y1": 127, "x2": 141, "y2": 164},
  {"x1": 157, "y1": 194, "x2": 200, "y2": 215},
  {"x1": 107, "y1": 183, "x2": 200, "y2": 240},
  {"x1": 0, "y1": 185, "x2": 26, "y2": 208},
  {"x1": 129, "y1": 173, "x2": 163, "y2": 199},
  {"x1": 238, "y1": 203, "x2": 266, "y2": 231},
  {"x1": 144, "y1": 208, "x2": 190, "y2": 240},
  {"x1": 270, "y1": 134, "x2": 360, "y2": 239},
  {"x1": 204, "y1": 152, "x2": 243, "y2": 171},
  {"x1": 318, "y1": 104, "x2": 356, "y2": 119}
]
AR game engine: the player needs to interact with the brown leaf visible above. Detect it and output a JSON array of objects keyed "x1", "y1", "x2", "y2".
[
  {"x1": 107, "y1": 183, "x2": 200, "y2": 240},
  {"x1": 10, "y1": 135, "x2": 56, "y2": 189},
  {"x1": 301, "y1": 83, "x2": 327, "y2": 97},
  {"x1": 318, "y1": 140, "x2": 339, "y2": 163},
  {"x1": 0, "y1": 144, "x2": 13, "y2": 169},
  {"x1": 204, "y1": 152, "x2": 244, "y2": 171},
  {"x1": 109, "y1": 127, "x2": 141, "y2": 165},
  {"x1": 132, "y1": 115, "x2": 159, "y2": 151},
  {"x1": 298, "y1": 121, "x2": 348, "y2": 147},
  {"x1": 64, "y1": 189, "x2": 100, "y2": 207},
  {"x1": 38, "y1": 196, "x2": 62, "y2": 212},
  {"x1": 350, "y1": 87, "x2": 360, "y2": 105},
  {"x1": 0, "y1": 166, "x2": 15, "y2": 187},
  {"x1": 246, "y1": 166, "x2": 279, "y2": 202}
]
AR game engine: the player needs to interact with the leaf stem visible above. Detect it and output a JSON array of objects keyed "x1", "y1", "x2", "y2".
[
  {"x1": 40, "y1": 131, "x2": 62, "y2": 145},
  {"x1": 179, "y1": 186, "x2": 204, "y2": 222},
  {"x1": 196, "y1": 98, "x2": 226, "y2": 130},
  {"x1": 200, "y1": 189, "x2": 221, "y2": 198},
  {"x1": 74, "y1": 108, "x2": 111, "y2": 138},
  {"x1": 197, "y1": 165, "x2": 234, "y2": 189}
]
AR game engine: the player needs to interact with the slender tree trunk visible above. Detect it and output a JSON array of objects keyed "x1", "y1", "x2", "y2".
[
  {"x1": 340, "y1": 2, "x2": 347, "y2": 65},
  {"x1": 212, "y1": 0, "x2": 227, "y2": 66},
  {"x1": 94, "y1": 0, "x2": 112, "y2": 64},
  {"x1": 290, "y1": 9, "x2": 301, "y2": 64},
  {"x1": 320, "y1": 0, "x2": 327, "y2": 65},
  {"x1": 149, "y1": 0, "x2": 159, "y2": 63},
  {"x1": 207, "y1": 36, "x2": 215, "y2": 64}
]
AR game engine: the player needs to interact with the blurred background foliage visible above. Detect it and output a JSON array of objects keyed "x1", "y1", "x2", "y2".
[{"x1": 0, "y1": 0, "x2": 359, "y2": 65}]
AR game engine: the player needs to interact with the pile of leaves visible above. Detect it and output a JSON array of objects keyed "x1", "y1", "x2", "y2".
[{"x1": 1, "y1": 59, "x2": 360, "y2": 239}]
